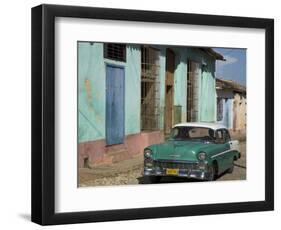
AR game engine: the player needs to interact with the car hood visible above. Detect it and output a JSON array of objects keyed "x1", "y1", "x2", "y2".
[{"x1": 151, "y1": 140, "x2": 216, "y2": 161}]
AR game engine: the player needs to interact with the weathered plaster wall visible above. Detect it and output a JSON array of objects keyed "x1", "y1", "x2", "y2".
[
  {"x1": 163, "y1": 47, "x2": 217, "y2": 124},
  {"x1": 217, "y1": 98, "x2": 233, "y2": 129},
  {"x1": 124, "y1": 45, "x2": 141, "y2": 135},
  {"x1": 78, "y1": 43, "x2": 217, "y2": 144},
  {"x1": 173, "y1": 47, "x2": 188, "y2": 123},
  {"x1": 78, "y1": 42, "x2": 141, "y2": 143},
  {"x1": 199, "y1": 53, "x2": 216, "y2": 122},
  {"x1": 78, "y1": 42, "x2": 106, "y2": 143},
  {"x1": 233, "y1": 93, "x2": 247, "y2": 131},
  {"x1": 216, "y1": 89, "x2": 246, "y2": 131},
  {"x1": 78, "y1": 43, "x2": 219, "y2": 166}
]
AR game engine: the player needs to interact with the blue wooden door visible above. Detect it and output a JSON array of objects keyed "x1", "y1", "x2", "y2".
[{"x1": 106, "y1": 65, "x2": 125, "y2": 145}]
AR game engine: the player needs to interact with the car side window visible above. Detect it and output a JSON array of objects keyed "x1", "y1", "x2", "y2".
[
  {"x1": 223, "y1": 129, "x2": 231, "y2": 142},
  {"x1": 215, "y1": 129, "x2": 230, "y2": 144},
  {"x1": 215, "y1": 130, "x2": 224, "y2": 143},
  {"x1": 189, "y1": 127, "x2": 209, "y2": 138}
]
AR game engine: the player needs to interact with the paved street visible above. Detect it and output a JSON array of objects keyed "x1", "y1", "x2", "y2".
[{"x1": 79, "y1": 141, "x2": 246, "y2": 187}]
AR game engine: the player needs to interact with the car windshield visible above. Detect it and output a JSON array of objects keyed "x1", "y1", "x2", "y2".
[{"x1": 169, "y1": 126, "x2": 216, "y2": 142}]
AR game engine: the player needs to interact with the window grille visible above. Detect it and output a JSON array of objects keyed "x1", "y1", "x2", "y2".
[
  {"x1": 104, "y1": 43, "x2": 126, "y2": 62},
  {"x1": 187, "y1": 60, "x2": 200, "y2": 122},
  {"x1": 141, "y1": 46, "x2": 160, "y2": 131}
]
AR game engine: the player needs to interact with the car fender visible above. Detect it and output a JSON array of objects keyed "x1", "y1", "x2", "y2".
[{"x1": 229, "y1": 140, "x2": 240, "y2": 152}]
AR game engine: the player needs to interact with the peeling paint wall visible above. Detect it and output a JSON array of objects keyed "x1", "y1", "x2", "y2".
[
  {"x1": 124, "y1": 45, "x2": 141, "y2": 135},
  {"x1": 197, "y1": 50, "x2": 216, "y2": 122},
  {"x1": 78, "y1": 43, "x2": 220, "y2": 166},
  {"x1": 78, "y1": 42, "x2": 141, "y2": 143},
  {"x1": 216, "y1": 89, "x2": 246, "y2": 131},
  {"x1": 78, "y1": 43, "x2": 218, "y2": 144},
  {"x1": 172, "y1": 47, "x2": 217, "y2": 123},
  {"x1": 173, "y1": 47, "x2": 188, "y2": 122},
  {"x1": 217, "y1": 98, "x2": 233, "y2": 129},
  {"x1": 78, "y1": 42, "x2": 105, "y2": 142},
  {"x1": 233, "y1": 93, "x2": 247, "y2": 131},
  {"x1": 200, "y1": 65, "x2": 216, "y2": 122}
]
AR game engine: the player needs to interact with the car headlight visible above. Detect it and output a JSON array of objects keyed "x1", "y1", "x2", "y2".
[
  {"x1": 197, "y1": 152, "x2": 206, "y2": 161},
  {"x1": 144, "y1": 149, "x2": 153, "y2": 158}
]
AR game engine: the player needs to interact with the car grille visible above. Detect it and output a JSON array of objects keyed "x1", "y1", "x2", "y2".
[{"x1": 154, "y1": 160, "x2": 198, "y2": 170}]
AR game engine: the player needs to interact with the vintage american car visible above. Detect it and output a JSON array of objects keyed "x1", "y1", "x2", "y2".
[{"x1": 143, "y1": 122, "x2": 241, "y2": 182}]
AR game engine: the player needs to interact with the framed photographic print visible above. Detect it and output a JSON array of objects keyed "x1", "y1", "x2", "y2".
[{"x1": 31, "y1": 4, "x2": 274, "y2": 225}]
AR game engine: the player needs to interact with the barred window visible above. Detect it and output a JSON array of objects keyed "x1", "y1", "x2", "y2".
[
  {"x1": 141, "y1": 46, "x2": 160, "y2": 131},
  {"x1": 104, "y1": 43, "x2": 126, "y2": 62},
  {"x1": 187, "y1": 60, "x2": 200, "y2": 122}
]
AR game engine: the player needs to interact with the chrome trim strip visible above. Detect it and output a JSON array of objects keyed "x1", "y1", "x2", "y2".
[{"x1": 211, "y1": 149, "x2": 232, "y2": 158}]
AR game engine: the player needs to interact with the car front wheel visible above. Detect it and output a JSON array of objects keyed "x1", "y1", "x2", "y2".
[{"x1": 207, "y1": 164, "x2": 217, "y2": 181}]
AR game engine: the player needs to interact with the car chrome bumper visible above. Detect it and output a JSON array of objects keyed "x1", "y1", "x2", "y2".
[{"x1": 143, "y1": 161, "x2": 212, "y2": 181}]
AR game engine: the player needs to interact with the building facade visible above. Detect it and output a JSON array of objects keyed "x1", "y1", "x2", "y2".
[
  {"x1": 78, "y1": 42, "x2": 224, "y2": 167},
  {"x1": 216, "y1": 78, "x2": 246, "y2": 139}
]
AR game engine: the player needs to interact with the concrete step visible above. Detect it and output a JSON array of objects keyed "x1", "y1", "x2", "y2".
[
  {"x1": 112, "y1": 150, "x2": 132, "y2": 164},
  {"x1": 104, "y1": 145, "x2": 133, "y2": 164},
  {"x1": 105, "y1": 149, "x2": 127, "y2": 156}
]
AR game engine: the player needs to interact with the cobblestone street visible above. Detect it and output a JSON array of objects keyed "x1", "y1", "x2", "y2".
[{"x1": 79, "y1": 141, "x2": 246, "y2": 187}]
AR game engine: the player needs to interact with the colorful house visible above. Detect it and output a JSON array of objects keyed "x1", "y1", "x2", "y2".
[
  {"x1": 216, "y1": 78, "x2": 246, "y2": 139},
  {"x1": 78, "y1": 42, "x2": 224, "y2": 167}
]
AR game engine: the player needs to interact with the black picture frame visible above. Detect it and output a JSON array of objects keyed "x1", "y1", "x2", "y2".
[{"x1": 31, "y1": 4, "x2": 274, "y2": 225}]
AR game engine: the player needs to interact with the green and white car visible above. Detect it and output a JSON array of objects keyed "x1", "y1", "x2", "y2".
[{"x1": 143, "y1": 122, "x2": 241, "y2": 182}]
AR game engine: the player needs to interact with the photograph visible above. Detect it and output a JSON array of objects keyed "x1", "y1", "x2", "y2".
[
  {"x1": 77, "y1": 42, "x2": 247, "y2": 187},
  {"x1": 30, "y1": 3, "x2": 274, "y2": 225}
]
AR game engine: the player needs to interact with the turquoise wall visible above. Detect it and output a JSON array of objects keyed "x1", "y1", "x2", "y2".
[
  {"x1": 124, "y1": 45, "x2": 141, "y2": 135},
  {"x1": 217, "y1": 98, "x2": 233, "y2": 129},
  {"x1": 200, "y1": 62, "x2": 216, "y2": 121},
  {"x1": 173, "y1": 47, "x2": 188, "y2": 122},
  {"x1": 78, "y1": 42, "x2": 141, "y2": 143},
  {"x1": 78, "y1": 42, "x2": 105, "y2": 143},
  {"x1": 187, "y1": 48, "x2": 216, "y2": 122},
  {"x1": 172, "y1": 47, "x2": 217, "y2": 123},
  {"x1": 78, "y1": 43, "x2": 218, "y2": 143}
]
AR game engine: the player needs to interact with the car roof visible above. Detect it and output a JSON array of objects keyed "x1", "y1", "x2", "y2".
[{"x1": 173, "y1": 122, "x2": 227, "y2": 130}]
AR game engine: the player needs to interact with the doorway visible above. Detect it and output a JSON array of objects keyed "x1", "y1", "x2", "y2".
[
  {"x1": 164, "y1": 49, "x2": 175, "y2": 134},
  {"x1": 106, "y1": 65, "x2": 125, "y2": 145}
]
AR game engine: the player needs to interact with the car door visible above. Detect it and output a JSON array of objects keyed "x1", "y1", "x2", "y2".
[
  {"x1": 222, "y1": 129, "x2": 235, "y2": 169},
  {"x1": 214, "y1": 129, "x2": 231, "y2": 173}
]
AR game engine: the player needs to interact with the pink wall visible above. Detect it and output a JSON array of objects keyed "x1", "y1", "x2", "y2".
[{"x1": 78, "y1": 131, "x2": 164, "y2": 167}]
